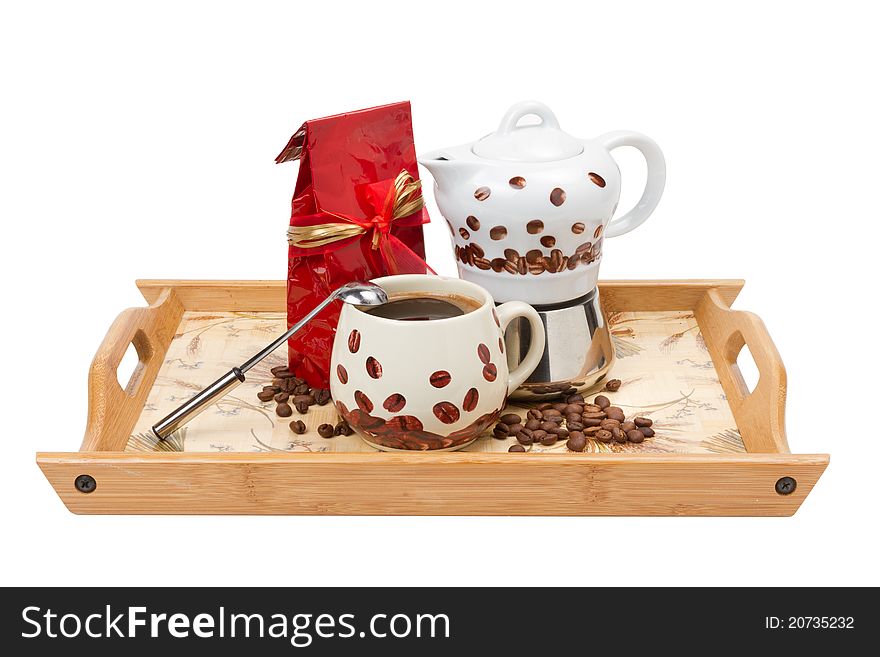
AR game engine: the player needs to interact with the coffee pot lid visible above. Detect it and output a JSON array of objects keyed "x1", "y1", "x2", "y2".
[{"x1": 472, "y1": 101, "x2": 583, "y2": 162}]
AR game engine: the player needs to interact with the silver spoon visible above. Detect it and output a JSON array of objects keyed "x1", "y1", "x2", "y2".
[{"x1": 151, "y1": 281, "x2": 389, "y2": 440}]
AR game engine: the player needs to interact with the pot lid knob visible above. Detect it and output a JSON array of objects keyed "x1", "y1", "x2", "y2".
[{"x1": 472, "y1": 100, "x2": 584, "y2": 162}]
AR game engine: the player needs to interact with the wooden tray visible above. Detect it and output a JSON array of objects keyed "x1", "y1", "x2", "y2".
[{"x1": 37, "y1": 279, "x2": 828, "y2": 515}]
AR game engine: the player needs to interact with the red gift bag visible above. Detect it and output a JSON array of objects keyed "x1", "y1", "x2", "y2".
[{"x1": 276, "y1": 101, "x2": 432, "y2": 388}]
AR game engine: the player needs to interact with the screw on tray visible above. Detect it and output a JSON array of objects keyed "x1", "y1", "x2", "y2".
[
  {"x1": 775, "y1": 476, "x2": 797, "y2": 496},
  {"x1": 74, "y1": 474, "x2": 97, "y2": 494}
]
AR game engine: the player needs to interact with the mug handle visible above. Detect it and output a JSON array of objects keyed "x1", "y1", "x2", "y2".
[
  {"x1": 595, "y1": 131, "x2": 666, "y2": 238},
  {"x1": 495, "y1": 301, "x2": 546, "y2": 394}
]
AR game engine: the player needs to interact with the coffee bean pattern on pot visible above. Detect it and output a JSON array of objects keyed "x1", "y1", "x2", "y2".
[
  {"x1": 588, "y1": 172, "x2": 606, "y2": 188},
  {"x1": 336, "y1": 363, "x2": 348, "y2": 384},
  {"x1": 386, "y1": 415, "x2": 423, "y2": 432},
  {"x1": 550, "y1": 187, "x2": 566, "y2": 206},
  {"x1": 347, "y1": 329, "x2": 360, "y2": 353},
  {"x1": 509, "y1": 176, "x2": 526, "y2": 189},
  {"x1": 477, "y1": 343, "x2": 491, "y2": 364},
  {"x1": 354, "y1": 390, "x2": 373, "y2": 413},
  {"x1": 526, "y1": 219, "x2": 544, "y2": 234},
  {"x1": 466, "y1": 215, "x2": 480, "y2": 231},
  {"x1": 365, "y1": 356, "x2": 383, "y2": 379},
  {"x1": 462, "y1": 387, "x2": 479, "y2": 412},
  {"x1": 459, "y1": 227, "x2": 470, "y2": 240},
  {"x1": 474, "y1": 186, "x2": 491, "y2": 201},
  {"x1": 383, "y1": 393, "x2": 406, "y2": 412},
  {"x1": 571, "y1": 222, "x2": 585, "y2": 234},
  {"x1": 492, "y1": 308, "x2": 500, "y2": 327},
  {"x1": 594, "y1": 224, "x2": 603, "y2": 239},
  {"x1": 540, "y1": 235, "x2": 556, "y2": 248},
  {"x1": 430, "y1": 370, "x2": 452, "y2": 388},
  {"x1": 433, "y1": 401, "x2": 461, "y2": 424},
  {"x1": 482, "y1": 363, "x2": 498, "y2": 382},
  {"x1": 489, "y1": 226, "x2": 507, "y2": 240}
]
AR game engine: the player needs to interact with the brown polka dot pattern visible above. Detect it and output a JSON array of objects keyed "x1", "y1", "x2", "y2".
[
  {"x1": 347, "y1": 329, "x2": 360, "y2": 353},
  {"x1": 365, "y1": 356, "x2": 382, "y2": 379},
  {"x1": 540, "y1": 235, "x2": 556, "y2": 248},
  {"x1": 354, "y1": 390, "x2": 373, "y2": 413},
  {"x1": 482, "y1": 363, "x2": 498, "y2": 382},
  {"x1": 459, "y1": 227, "x2": 470, "y2": 240},
  {"x1": 594, "y1": 224, "x2": 603, "y2": 239},
  {"x1": 490, "y1": 258, "x2": 505, "y2": 272},
  {"x1": 588, "y1": 172, "x2": 606, "y2": 188},
  {"x1": 489, "y1": 226, "x2": 507, "y2": 240},
  {"x1": 462, "y1": 387, "x2": 479, "y2": 412},
  {"x1": 336, "y1": 364, "x2": 348, "y2": 384},
  {"x1": 433, "y1": 401, "x2": 461, "y2": 424},
  {"x1": 474, "y1": 186, "x2": 491, "y2": 201},
  {"x1": 526, "y1": 219, "x2": 544, "y2": 234},
  {"x1": 383, "y1": 393, "x2": 406, "y2": 412},
  {"x1": 477, "y1": 343, "x2": 491, "y2": 364},
  {"x1": 550, "y1": 187, "x2": 566, "y2": 206},
  {"x1": 571, "y1": 222, "x2": 585, "y2": 234},
  {"x1": 509, "y1": 176, "x2": 526, "y2": 189},
  {"x1": 429, "y1": 370, "x2": 452, "y2": 388},
  {"x1": 466, "y1": 215, "x2": 480, "y2": 231}
]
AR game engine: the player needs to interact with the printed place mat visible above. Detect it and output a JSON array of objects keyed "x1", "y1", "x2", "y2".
[{"x1": 128, "y1": 310, "x2": 745, "y2": 454}]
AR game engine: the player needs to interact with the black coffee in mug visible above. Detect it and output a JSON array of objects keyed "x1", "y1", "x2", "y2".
[{"x1": 364, "y1": 293, "x2": 482, "y2": 321}]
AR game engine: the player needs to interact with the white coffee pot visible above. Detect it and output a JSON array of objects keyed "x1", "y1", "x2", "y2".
[{"x1": 419, "y1": 101, "x2": 666, "y2": 304}]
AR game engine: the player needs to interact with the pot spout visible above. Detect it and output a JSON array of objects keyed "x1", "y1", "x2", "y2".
[{"x1": 418, "y1": 148, "x2": 477, "y2": 190}]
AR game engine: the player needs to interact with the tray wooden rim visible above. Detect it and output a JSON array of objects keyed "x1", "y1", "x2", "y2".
[{"x1": 37, "y1": 278, "x2": 829, "y2": 516}]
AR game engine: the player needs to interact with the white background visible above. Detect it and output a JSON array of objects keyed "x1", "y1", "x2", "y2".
[{"x1": 1, "y1": 0, "x2": 878, "y2": 587}]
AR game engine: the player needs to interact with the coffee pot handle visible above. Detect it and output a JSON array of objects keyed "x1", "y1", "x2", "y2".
[
  {"x1": 596, "y1": 131, "x2": 666, "y2": 238},
  {"x1": 495, "y1": 302, "x2": 546, "y2": 394}
]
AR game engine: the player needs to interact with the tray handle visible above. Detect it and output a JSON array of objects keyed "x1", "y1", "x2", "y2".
[
  {"x1": 696, "y1": 288, "x2": 788, "y2": 453},
  {"x1": 81, "y1": 288, "x2": 184, "y2": 451}
]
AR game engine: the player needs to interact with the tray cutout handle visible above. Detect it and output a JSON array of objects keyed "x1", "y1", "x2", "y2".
[
  {"x1": 696, "y1": 288, "x2": 789, "y2": 454},
  {"x1": 81, "y1": 288, "x2": 184, "y2": 452}
]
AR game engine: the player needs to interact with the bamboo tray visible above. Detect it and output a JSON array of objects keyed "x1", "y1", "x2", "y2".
[{"x1": 37, "y1": 279, "x2": 828, "y2": 515}]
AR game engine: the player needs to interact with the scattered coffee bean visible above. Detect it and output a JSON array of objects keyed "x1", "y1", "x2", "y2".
[
  {"x1": 532, "y1": 430, "x2": 548, "y2": 443},
  {"x1": 257, "y1": 390, "x2": 276, "y2": 402},
  {"x1": 595, "y1": 429, "x2": 613, "y2": 443},
  {"x1": 289, "y1": 420, "x2": 306, "y2": 434},
  {"x1": 494, "y1": 423, "x2": 510, "y2": 438},
  {"x1": 567, "y1": 433, "x2": 587, "y2": 452},
  {"x1": 611, "y1": 427, "x2": 626, "y2": 443},
  {"x1": 500, "y1": 413, "x2": 522, "y2": 426},
  {"x1": 273, "y1": 392, "x2": 289, "y2": 403},
  {"x1": 527, "y1": 409, "x2": 543, "y2": 421},
  {"x1": 551, "y1": 427, "x2": 570, "y2": 439},
  {"x1": 627, "y1": 429, "x2": 645, "y2": 443},
  {"x1": 639, "y1": 427, "x2": 655, "y2": 438},
  {"x1": 516, "y1": 431, "x2": 534, "y2": 446},
  {"x1": 583, "y1": 417, "x2": 603, "y2": 427},
  {"x1": 276, "y1": 403, "x2": 293, "y2": 418},
  {"x1": 621, "y1": 421, "x2": 636, "y2": 432},
  {"x1": 600, "y1": 419, "x2": 620, "y2": 430},
  {"x1": 605, "y1": 407, "x2": 625, "y2": 422},
  {"x1": 540, "y1": 433, "x2": 557, "y2": 446},
  {"x1": 317, "y1": 423, "x2": 335, "y2": 439},
  {"x1": 526, "y1": 418, "x2": 541, "y2": 431},
  {"x1": 509, "y1": 444, "x2": 526, "y2": 452},
  {"x1": 293, "y1": 383, "x2": 310, "y2": 395},
  {"x1": 335, "y1": 420, "x2": 354, "y2": 436},
  {"x1": 563, "y1": 404, "x2": 583, "y2": 415},
  {"x1": 295, "y1": 400, "x2": 309, "y2": 414},
  {"x1": 508, "y1": 423, "x2": 523, "y2": 435},
  {"x1": 605, "y1": 379, "x2": 622, "y2": 392},
  {"x1": 567, "y1": 421, "x2": 584, "y2": 432},
  {"x1": 540, "y1": 421, "x2": 557, "y2": 432},
  {"x1": 634, "y1": 417, "x2": 653, "y2": 428},
  {"x1": 566, "y1": 394, "x2": 585, "y2": 404},
  {"x1": 270, "y1": 366, "x2": 288, "y2": 376},
  {"x1": 594, "y1": 395, "x2": 610, "y2": 409}
]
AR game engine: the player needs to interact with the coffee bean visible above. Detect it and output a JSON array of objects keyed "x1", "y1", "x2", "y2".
[
  {"x1": 594, "y1": 395, "x2": 610, "y2": 409},
  {"x1": 433, "y1": 401, "x2": 461, "y2": 424},
  {"x1": 582, "y1": 411, "x2": 606, "y2": 420},
  {"x1": 508, "y1": 423, "x2": 524, "y2": 435},
  {"x1": 528, "y1": 262, "x2": 545, "y2": 275},
  {"x1": 315, "y1": 388, "x2": 332, "y2": 405},
  {"x1": 594, "y1": 224, "x2": 604, "y2": 239},
  {"x1": 550, "y1": 187, "x2": 566, "y2": 206},
  {"x1": 274, "y1": 392, "x2": 289, "y2": 403},
  {"x1": 563, "y1": 404, "x2": 583, "y2": 415},
  {"x1": 276, "y1": 403, "x2": 293, "y2": 418},
  {"x1": 584, "y1": 426, "x2": 602, "y2": 435},
  {"x1": 500, "y1": 413, "x2": 521, "y2": 426},
  {"x1": 293, "y1": 394, "x2": 314, "y2": 407},
  {"x1": 257, "y1": 390, "x2": 276, "y2": 402},
  {"x1": 493, "y1": 423, "x2": 510, "y2": 439},
  {"x1": 474, "y1": 186, "x2": 491, "y2": 201},
  {"x1": 365, "y1": 356, "x2": 383, "y2": 379},
  {"x1": 605, "y1": 379, "x2": 622, "y2": 392},
  {"x1": 271, "y1": 366, "x2": 288, "y2": 376},
  {"x1": 566, "y1": 413, "x2": 581, "y2": 424},
  {"x1": 568, "y1": 421, "x2": 584, "y2": 432},
  {"x1": 509, "y1": 444, "x2": 526, "y2": 452},
  {"x1": 582, "y1": 403, "x2": 601, "y2": 413},
  {"x1": 317, "y1": 423, "x2": 335, "y2": 439},
  {"x1": 607, "y1": 427, "x2": 623, "y2": 443},
  {"x1": 516, "y1": 431, "x2": 534, "y2": 445},
  {"x1": 490, "y1": 226, "x2": 507, "y2": 240},
  {"x1": 292, "y1": 383, "x2": 309, "y2": 395},
  {"x1": 490, "y1": 257, "x2": 506, "y2": 272},
  {"x1": 527, "y1": 409, "x2": 543, "y2": 421},
  {"x1": 466, "y1": 215, "x2": 480, "y2": 231},
  {"x1": 482, "y1": 363, "x2": 498, "y2": 381},
  {"x1": 571, "y1": 222, "x2": 585, "y2": 234},
  {"x1": 567, "y1": 433, "x2": 587, "y2": 452},
  {"x1": 575, "y1": 241, "x2": 592, "y2": 256},
  {"x1": 566, "y1": 256, "x2": 579, "y2": 271},
  {"x1": 462, "y1": 387, "x2": 479, "y2": 412},
  {"x1": 605, "y1": 407, "x2": 625, "y2": 422},
  {"x1": 525, "y1": 419, "x2": 541, "y2": 431},
  {"x1": 502, "y1": 260, "x2": 518, "y2": 274},
  {"x1": 430, "y1": 370, "x2": 452, "y2": 388},
  {"x1": 289, "y1": 420, "x2": 306, "y2": 434},
  {"x1": 540, "y1": 433, "x2": 557, "y2": 446},
  {"x1": 474, "y1": 257, "x2": 491, "y2": 270},
  {"x1": 634, "y1": 417, "x2": 653, "y2": 428},
  {"x1": 600, "y1": 419, "x2": 620, "y2": 430},
  {"x1": 621, "y1": 421, "x2": 636, "y2": 432},
  {"x1": 517, "y1": 258, "x2": 528, "y2": 275},
  {"x1": 540, "y1": 421, "x2": 558, "y2": 432},
  {"x1": 526, "y1": 219, "x2": 544, "y2": 234},
  {"x1": 503, "y1": 248, "x2": 519, "y2": 261},
  {"x1": 459, "y1": 227, "x2": 470, "y2": 240},
  {"x1": 508, "y1": 176, "x2": 526, "y2": 189},
  {"x1": 627, "y1": 429, "x2": 645, "y2": 443},
  {"x1": 470, "y1": 242, "x2": 485, "y2": 258},
  {"x1": 347, "y1": 329, "x2": 361, "y2": 353},
  {"x1": 640, "y1": 427, "x2": 655, "y2": 438},
  {"x1": 549, "y1": 249, "x2": 563, "y2": 272},
  {"x1": 335, "y1": 420, "x2": 354, "y2": 436},
  {"x1": 295, "y1": 400, "x2": 309, "y2": 414},
  {"x1": 525, "y1": 249, "x2": 542, "y2": 264},
  {"x1": 583, "y1": 417, "x2": 603, "y2": 427},
  {"x1": 477, "y1": 343, "x2": 491, "y2": 364},
  {"x1": 354, "y1": 390, "x2": 373, "y2": 413},
  {"x1": 532, "y1": 429, "x2": 547, "y2": 442},
  {"x1": 383, "y1": 393, "x2": 407, "y2": 412},
  {"x1": 336, "y1": 364, "x2": 348, "y2": 384},
  {"x1": 540, "y1": 235, "x2": 556, "y2": 248},
  {"x1": 596, "y1": 429, "x2": 613, "y2": 443},
  {"x1": 551, "y1": 427, "x2": 570, "y2": 439},
  {"x1": 588, "y1": 172, "x2": 606, "y2": 188}
]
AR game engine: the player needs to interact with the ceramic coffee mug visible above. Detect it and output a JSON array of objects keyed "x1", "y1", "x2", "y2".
[{"x1": 330, "y1": 275, "x2": 545, "y2": 451}]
